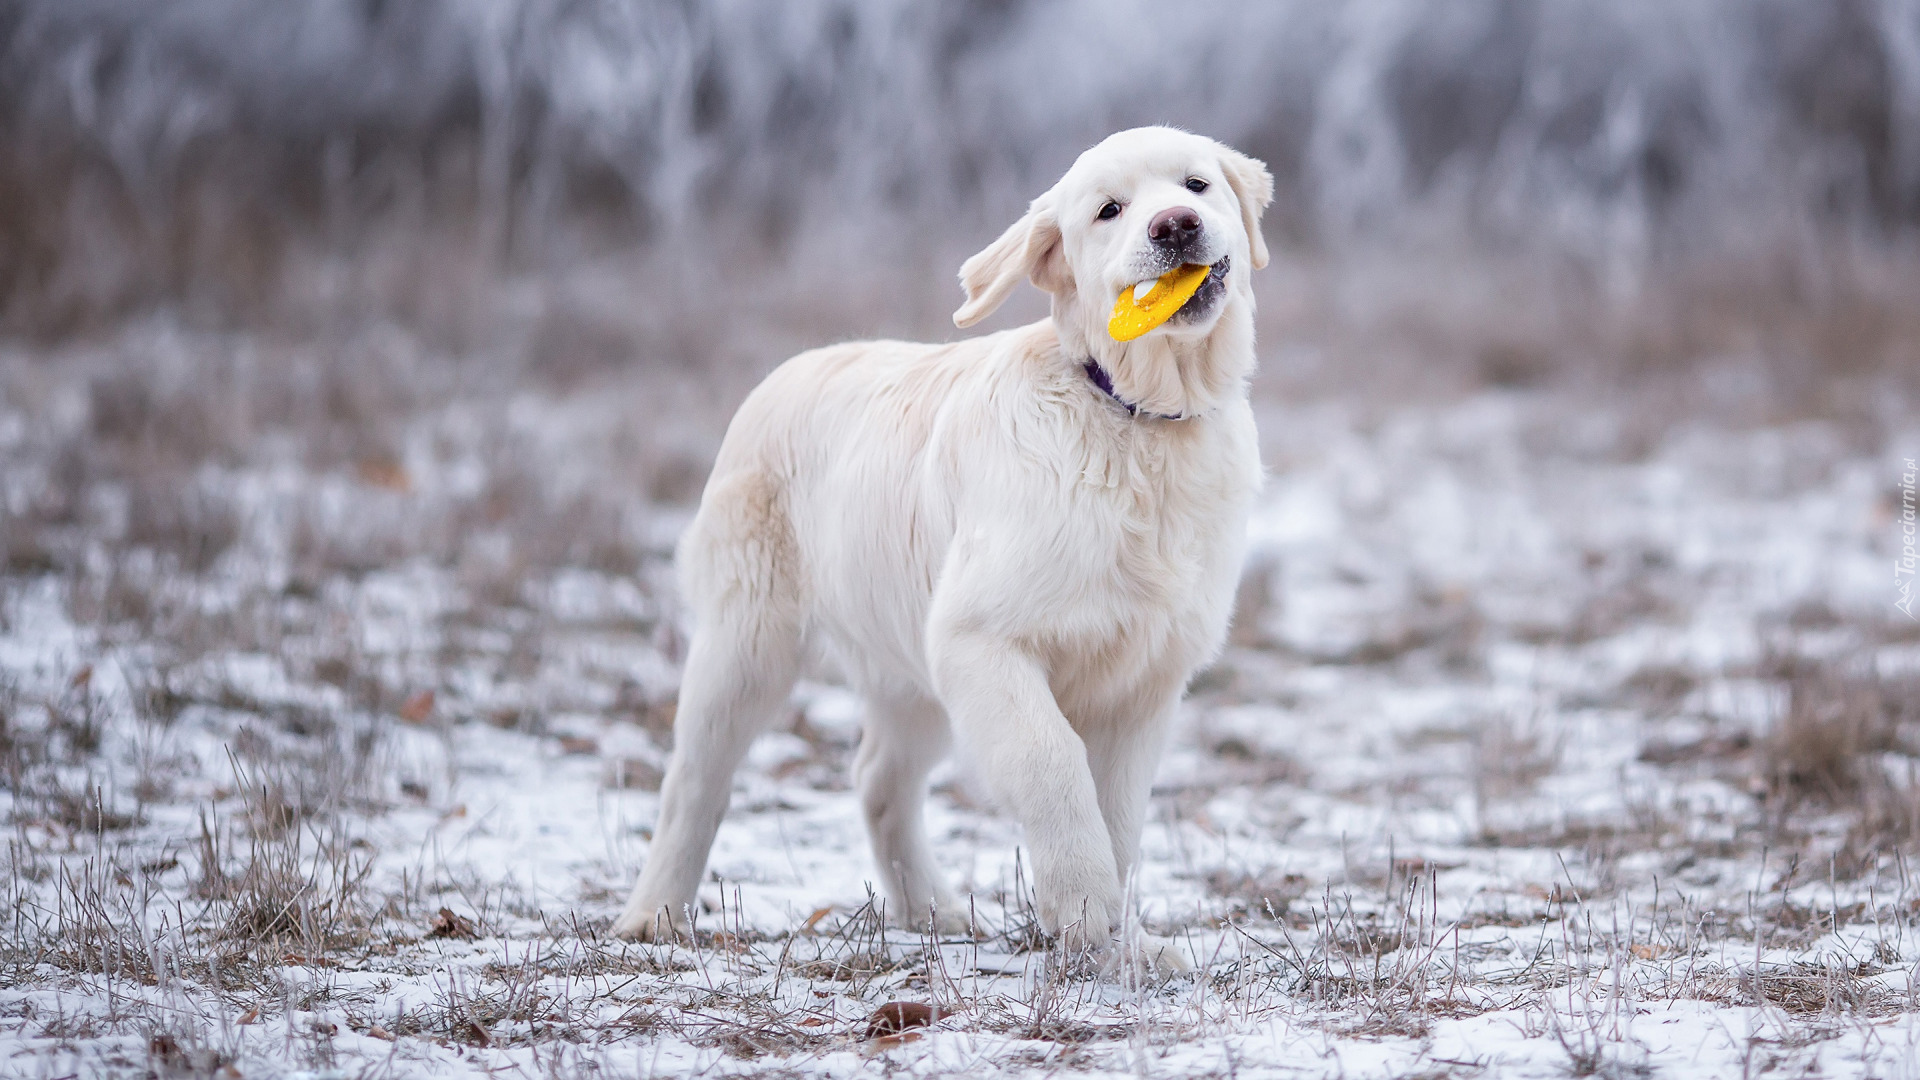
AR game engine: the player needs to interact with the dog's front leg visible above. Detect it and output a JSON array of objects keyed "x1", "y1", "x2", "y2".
[
  {"x1": 927, "y1": 622, "x2": 1121, "y2": 950},
  {"x1": 1080, "y1": 687, "x2": 1181, "y2": 891},
  {"x1": 1083, "y1": 688, "x2": 1193, "y2": 975}
]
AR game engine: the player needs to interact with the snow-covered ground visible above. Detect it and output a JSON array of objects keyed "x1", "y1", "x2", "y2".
[{"x1": 2, "y1": 334, "x2": 1917, "y2": 1078}]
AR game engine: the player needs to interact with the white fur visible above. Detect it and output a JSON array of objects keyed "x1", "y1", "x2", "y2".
[{"x1": 611, "y1": 128, "x2": 1272, "y2": 960}]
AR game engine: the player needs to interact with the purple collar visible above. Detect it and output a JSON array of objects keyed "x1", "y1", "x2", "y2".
[{"x1": 1082, "y1": 359, "x2": 1184, "y2": 420}]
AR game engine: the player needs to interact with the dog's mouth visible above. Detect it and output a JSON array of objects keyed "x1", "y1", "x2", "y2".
[
  {"x1": 1169, "y1": 255, "x2": 1230, "y2": 324},
  {"x1": 1108, "y1": 256, "x2": 1232, "y2": 341}
]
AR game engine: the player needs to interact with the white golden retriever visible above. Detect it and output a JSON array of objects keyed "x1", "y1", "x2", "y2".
[{"x1": 613, "y1": 127, "x2": 1270, "y2": 959}]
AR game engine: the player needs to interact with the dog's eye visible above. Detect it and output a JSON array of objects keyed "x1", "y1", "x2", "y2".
[
  {"x1": 1185, "y1": 177, "x2": 1210, "y2": 194},
  {"x1": 1096, "y1": 201, "x2": 1122, "y2": 221}
]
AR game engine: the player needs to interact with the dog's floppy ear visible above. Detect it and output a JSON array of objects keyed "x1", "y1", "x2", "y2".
[
  {"x1": 1217, "y1": 146, "x2": 1274, "y2": 271},
  {"x1": 953, "y1": 190, "x2": 1068, "y2": 328}
]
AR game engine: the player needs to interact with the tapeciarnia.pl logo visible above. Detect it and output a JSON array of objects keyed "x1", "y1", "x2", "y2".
[{"x1": 1898, "y1": 457, "x2": 1917, "y2": 620}]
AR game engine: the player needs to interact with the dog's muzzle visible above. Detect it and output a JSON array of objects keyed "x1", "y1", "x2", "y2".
[{"x1": 1170, "y1": 255, "x2": 1230, "y2": 324}]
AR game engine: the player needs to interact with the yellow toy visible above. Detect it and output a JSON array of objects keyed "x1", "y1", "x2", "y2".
[{"x1": 1107, "y1": 263, "x2": 1211, "y2": 342}]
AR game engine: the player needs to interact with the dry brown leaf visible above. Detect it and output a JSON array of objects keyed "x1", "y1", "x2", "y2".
[
  {"x1": 865, "y1": 1001, "x2": 938, "y2": 1039},
  {"x1": 865, "y1": 1031, "x2": 925, "y2": 1051},
  {"x1": 428, "y1": 907, "x2": 479, "y2": 941}
]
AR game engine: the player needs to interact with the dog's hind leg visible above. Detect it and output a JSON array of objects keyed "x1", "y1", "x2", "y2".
[
  {"x1": 613, "y1": 472, "x2": 804, "y2": 941},
  {"x1": 853, "y1": 693, "x2": 968, "y2": 934}
]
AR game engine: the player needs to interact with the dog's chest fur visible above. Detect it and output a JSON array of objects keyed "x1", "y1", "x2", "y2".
[
  {"x1": 1038, "y1": 402, "x2": 1257, "y2": 697},
  {"x1": 775, "y1": 322, "x2": 1258, "y2": 705}
]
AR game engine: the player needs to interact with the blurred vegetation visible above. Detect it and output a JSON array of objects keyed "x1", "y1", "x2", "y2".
[{"x1": 0, "y1": 0, "x2": 1914, "y2": 395}]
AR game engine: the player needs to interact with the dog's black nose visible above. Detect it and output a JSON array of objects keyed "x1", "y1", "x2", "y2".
[{"x1": 1147, "y1": 206, "x2": 1203, "y2": 249}]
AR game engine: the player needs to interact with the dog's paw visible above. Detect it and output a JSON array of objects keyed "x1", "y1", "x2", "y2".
[
  {"x1": 1049, "y1": 914, "x2": 1120, "y2": 963},
  {"x1": 1035, "y1": 883, "x2": 1122, "y2": 947},
  {"x1": 609, "y1": 902, "x2": 689, "y2": 943},
  {"x1": 1104, "y1": 932, "x2": 1192, "y2": 980},
  {"x1": 909, "y1": 900, "x2": 977, "y2": 938}
]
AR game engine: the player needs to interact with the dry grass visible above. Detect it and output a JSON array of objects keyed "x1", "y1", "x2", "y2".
[{"x1": 1756, "y1": 657, "x2": 1920, "y2": 876}]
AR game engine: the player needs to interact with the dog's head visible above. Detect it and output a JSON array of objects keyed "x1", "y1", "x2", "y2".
[{"x1": 953, "y1": 127, "x2": 1272, "y2": 415}]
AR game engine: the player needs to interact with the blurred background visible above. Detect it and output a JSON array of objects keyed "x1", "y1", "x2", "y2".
[{"x1": 5, "y1": 0, "x2": 1917, "y2": 384}]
